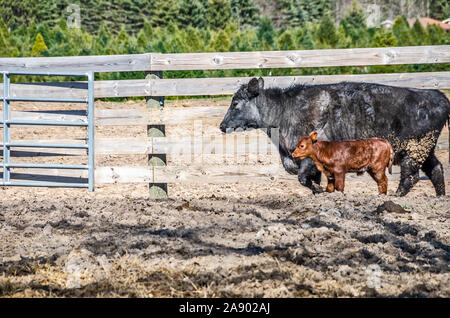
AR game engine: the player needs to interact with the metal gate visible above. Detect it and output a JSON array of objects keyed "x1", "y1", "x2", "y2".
[{"x1": 1, "y1": 71, "x2": 95, "y2": 191}]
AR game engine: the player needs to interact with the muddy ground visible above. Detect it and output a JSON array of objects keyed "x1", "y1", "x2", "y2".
[{"x1": 0, "y1": 98, "x2": 449, "y2": 297}]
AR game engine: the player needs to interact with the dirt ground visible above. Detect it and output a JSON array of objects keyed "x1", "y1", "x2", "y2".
[{"x1": 0, "y1": 98, "x2": 449, "y2": 298}]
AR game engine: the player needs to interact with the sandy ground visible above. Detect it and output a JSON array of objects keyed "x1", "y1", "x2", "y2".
[{"x1": 0, "y1": 98, "x2": 449, "y2": 297}]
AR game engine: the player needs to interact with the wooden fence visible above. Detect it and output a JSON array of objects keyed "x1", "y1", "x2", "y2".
[{"x1": 1, "y1": 45, "x2": 449, "y2": 197}]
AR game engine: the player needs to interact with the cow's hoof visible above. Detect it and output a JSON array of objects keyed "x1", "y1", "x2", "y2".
[{"x1": 312, "y1": 186, "x2": 324, "y2": 195}]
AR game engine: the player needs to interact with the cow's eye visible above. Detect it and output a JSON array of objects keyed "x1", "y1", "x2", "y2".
[{"x1": 301, "y1": 145, "x2": 305, "y2": 148}]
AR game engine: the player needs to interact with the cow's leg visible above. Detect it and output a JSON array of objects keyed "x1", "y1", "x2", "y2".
[
  {"x1": 334, "y1": 171, "x2": 346, "y2": 193},
  {"x1": 421, "y1": 152, "x2": 445, "y2": 196},
  {"x1": 297, "y1": 158, "x2": 323, "y2": 194},
  {"x1": 396, "y1": 156, "x2": 420, "y2": 196}
]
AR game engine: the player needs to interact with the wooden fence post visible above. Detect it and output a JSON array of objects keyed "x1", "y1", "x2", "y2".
[{"x1": 146, "y1": 71, "x2": 168, "y2": 199}]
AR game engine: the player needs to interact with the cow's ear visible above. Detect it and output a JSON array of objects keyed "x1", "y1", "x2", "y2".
[
  {"x1": 310, "y1": 131, "x2": 318, "y2": 143},
  {"x1": 247, "y1": 78, "x2": 260, "y2": 97},
  {"x1": 257, "y1": 77, "x2": 264, "y2": 90}
]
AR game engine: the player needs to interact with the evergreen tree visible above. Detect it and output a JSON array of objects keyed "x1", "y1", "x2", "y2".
[
  {"x1": 316, "y1": 14, "x2": 338, "y2": 47},
  {"x1": 231, "y1": 0, "x2": 260, "y2": 28},
  {"x1": 411, "y1": 19, "x2": 427, "y2": 46},
  {"x1": 184, "y1": 26, "x2": 204, "y2": 52},
  {"x1": 392, "y1": 16, "x2": 413, "y2": 46},
  {"x1": 277, "y1": 30, "x2": 295, "y2": 50},
  {"x1": 257, "y1": 16, "x2": 276, "y2": 49},
  {"x1": 372, "y1": 28, "x2": 398, "y2": 48},
  {"x1": 31, "y1": 32, "x2": 48, "y2": 56},
  {"x1": 179, "y1": 0, "x2": 207, "y2": 28},
  {"x1": 206, "y1": 0, "x2": 232, "y2": 30},
  {"x1": 429, "y1": 0, "x2": 450, "y2": 21},
  {"x1": 298, "y1": 28, "x2": 314, "y2": 49},
  {"x1": 427, "y1": 24, "x2": 447, "y2": 45},
  {"x1": 137, "y1": 29, "x2": 149, "y2": 51},
  {"x1": 142, "y1": 20, "x2": 154, "y2": 39},
  {"x1": 336, "y1": 24, "x2": 351, "y2": 48},
  {"x1": 340, "y1": 0, "x2": 366, "y2": 45},
  {"x1": 151, "y1": 0, "x2": 180, "y2": 28},
  {"x1": 207, "y1": 29, "x2": 231, "y2": 52}
]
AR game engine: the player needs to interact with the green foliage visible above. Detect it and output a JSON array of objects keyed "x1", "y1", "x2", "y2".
[
  {"x1": 392, "y1": 16, "x2": 413, "y2": 46},
  {"x1": 0, "y1": 0, "x2": 448, "y2": 90},
  {"x1": 277, "y1": 30, "x2": 295, "y2": 50},
  {"x1": 231, "y1": 0, "x2": 260, "y2": 27},
  {"x1": 372, "y1": 28, "x2": 398, "y2": 47},
  {"x1": 340, "y1": 0, "x2": 367, "y2": 45},
  {"x1": 316, "y1": 14, "x2": 339, "y2": 48},
  {"x1": 31, "y1": 33, "x2": 48, "y2": 56},
  {"x1": 280, "y1": 0, "x2": 332, "y2": 27},
  {"x1": 206, "y1": 0, "x2": 233, "y2": 30},
  {"x1": 257, "y1": 16, "x2": 276, "y2": 49},
  {"x1": 179, "y1": 0, "x2": 207, "y2": 28},
  {"x1": 411, "y1": 19, "x2": 428, "y2": 46},
  {"x1": 429, "y1": 0, "x2": 450, "y2": 21}
]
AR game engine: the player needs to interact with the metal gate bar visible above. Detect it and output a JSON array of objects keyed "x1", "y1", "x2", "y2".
[{"x1": 1, "y1": 71, "x2": 95, "y2": 191}]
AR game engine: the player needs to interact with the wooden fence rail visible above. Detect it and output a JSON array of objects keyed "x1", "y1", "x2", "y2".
[
  {"x1": 0, "y1": 46, "x2": 449, "y2": 73},
  {"x1": 1, "y1": 72, "x2": 450, "y2": 99}
]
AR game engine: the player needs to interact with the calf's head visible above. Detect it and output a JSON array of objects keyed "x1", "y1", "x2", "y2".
[
  {"x1": 292, "y1": 131, "x2": 318, "y2": 159},
  {"x1": 220, "y1": 77, "x2": 264, "y2": 133}
]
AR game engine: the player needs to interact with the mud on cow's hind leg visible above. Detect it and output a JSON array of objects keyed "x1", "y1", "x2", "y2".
[
  {"x1": 396, "y1": 156, "x2": 420, "y2": 197},
  {"x1": 297, "y1": 158, "x2": 323, "y2": 194},
  {"x1": 421, "y1": 152, "x2": 446, "y2": 196}
]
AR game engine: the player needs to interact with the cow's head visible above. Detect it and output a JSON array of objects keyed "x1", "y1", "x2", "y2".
[{"x1": 220, "y1": 77, "x2": 264, "y2": 133}]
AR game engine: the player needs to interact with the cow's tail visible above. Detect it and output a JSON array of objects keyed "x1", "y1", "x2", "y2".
[{"x1": 388, "y1": 143, "x2": 394, "y2": 175}]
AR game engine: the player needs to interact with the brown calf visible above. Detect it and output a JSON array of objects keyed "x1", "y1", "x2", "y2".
[{"x1": 292, "y1": 132, "x2": 394, "y2": 194}]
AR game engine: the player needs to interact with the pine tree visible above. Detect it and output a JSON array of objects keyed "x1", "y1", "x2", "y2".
[
  {"x1": 231, "y1": 0, "x2": 260, "y2": 28},
  {"x1": 277, "y1": 30, "x2": 295, "y2": 50},
  {"x1": 427, "y1": 24, "x2": 446, "y2": 45},
  {"x1": 316, "y1": 14, "x2": 338, "y2": 47},
  {"x1": 206, "y1": 0, "x2": 232, "y2": 30},
  {"x1": 392, "y1": 16, "x2": 413, "y2": 46},
  {"x1": 184, "y1": 26, "x2": 204, "y2": 52},
  {"x1": 207, "y1": 29, "x2": 231, "y2": 52},
  {"x1": 429, "y1": 0, "x2": 450, "y2": 21},
  {"x1": 298, "y1": 28, "x2": 314, "y2": 49},
  {"x1": 151, "y1": 0, "x2": 180, "y2": 28},
  {"x1": 411, "y1": 19, "x2": 427, "y2": 46},
  {"x1": 137, "y1": 29, "x2": 149, "y2": 51},
  {"x1": 372, "y1": 28, "x2": 398, "y2": 47},
  {"x1": 31, "y1": 32, "x2": 48, "y2": 56},
  {"x1": 179, "y1": 0, "x2": 206, "y2": 28},
  {"x1": 142, "y1": 20, "x2": 154, "y2": 39},
  {"x1": 257, "y1": 16, "x2": 276, "y2": 48},
  {"x1": 340, "y1": 0, "x2": 366, "y2": 45}
]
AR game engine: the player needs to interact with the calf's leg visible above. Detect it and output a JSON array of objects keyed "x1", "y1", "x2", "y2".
[
  {"x1": 333, "y1": 171, "x2": 346, "y2": 193},
  {"x1": 373, "y1": 171, "x2": 388, "y2": 195},
  {"x1": 421, "y1": 152, "x2": 445, "y2": 196}
]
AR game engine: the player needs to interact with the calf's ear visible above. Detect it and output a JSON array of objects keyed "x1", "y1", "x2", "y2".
[{"x1": 309, "y1": 131, "x2": 318, "y2": 143}]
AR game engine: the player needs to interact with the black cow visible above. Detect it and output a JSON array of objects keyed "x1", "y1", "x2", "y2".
[{"x1": 220, "y1": 77, "x2": 449, "y2": 196}]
